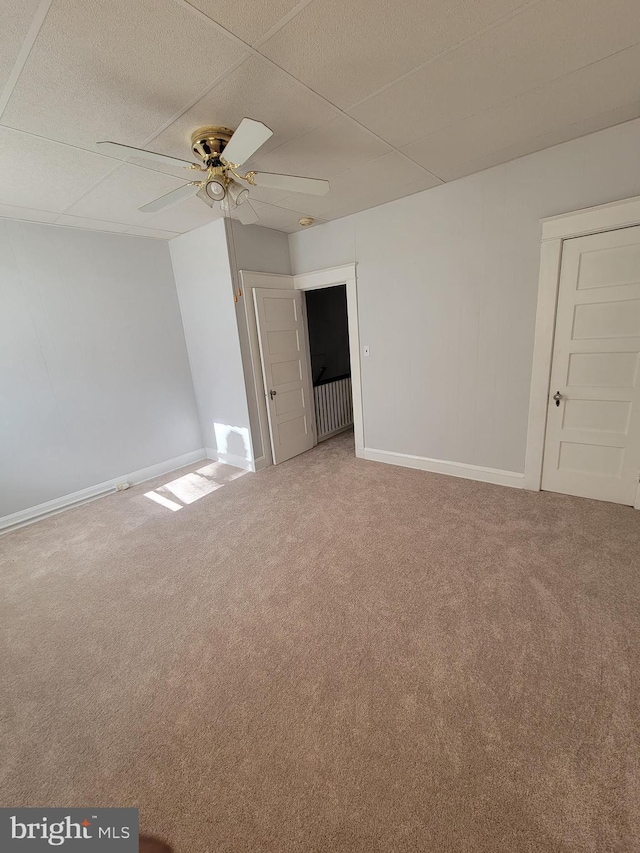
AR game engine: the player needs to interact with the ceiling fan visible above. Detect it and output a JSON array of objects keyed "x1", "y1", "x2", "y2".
[{"x1": 97, "y1": 119, "x2": 330, "y2": 225}]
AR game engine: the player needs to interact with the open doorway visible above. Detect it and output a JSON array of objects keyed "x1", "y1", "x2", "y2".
[
  {"x1": 242, "y1": 264, "x2": 362, "y2": 468},
  {"x1": 304, "y1": 284, "x2": 353, "y2": 442}
]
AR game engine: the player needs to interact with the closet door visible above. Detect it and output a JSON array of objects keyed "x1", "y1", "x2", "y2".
[{"x1": 542, "y1": 225, "x2": 640, "y2": 505}]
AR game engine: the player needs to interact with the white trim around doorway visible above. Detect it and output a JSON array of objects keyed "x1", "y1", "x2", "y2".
[
  {"x1": 293, "y1": 264, "x2": 363, "y2": 456},
  {"x1": 523, "y1": 193, "x2": 640, "y2": 507}
]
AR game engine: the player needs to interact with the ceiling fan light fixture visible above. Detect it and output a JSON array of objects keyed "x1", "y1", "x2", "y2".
[
  {"x1": 205, "y1": 176, "x2": 226, "y2": 200},
  {"x1": 229, "y1": 181, "x2": 249, "y2": 206}
]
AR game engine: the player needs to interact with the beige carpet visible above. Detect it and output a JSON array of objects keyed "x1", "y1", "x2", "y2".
[{"x1": 1, "y1": 431, "x2": 639, "y2": 852}]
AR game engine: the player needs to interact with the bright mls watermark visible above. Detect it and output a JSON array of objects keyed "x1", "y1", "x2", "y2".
[{"x1": 1, "y1": 809, "x2": 138, "y2": 851}]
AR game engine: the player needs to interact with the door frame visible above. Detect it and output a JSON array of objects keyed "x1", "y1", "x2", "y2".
[
  {"x1": 294, "y1": 264, "x2": 364, "y2": 456},
  {"x1": 524, "y1": 193, "x2": 640, "y2": 509},
  {"x1": 239, "y1": 264, "x2": 362, "y2": 468}
]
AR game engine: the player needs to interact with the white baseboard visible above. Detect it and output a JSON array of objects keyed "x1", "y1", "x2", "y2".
[
  {"x1": 205, "y1": 448, "x2": 255, "y2": 472},
  {"x1": 0, "y1": 448, "x2": 209, "y2": 534},
  {"x1": 317, "y1": 423, "x2": 354, "y2": 443},
  {"x1": 362, "y1": 447, "x2": 525, "y2": 489}
]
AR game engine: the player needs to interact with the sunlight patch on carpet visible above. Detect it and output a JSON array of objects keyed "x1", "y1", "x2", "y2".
[{"x1": 144, "y1": 461, "x2": 247, "y2": 512}]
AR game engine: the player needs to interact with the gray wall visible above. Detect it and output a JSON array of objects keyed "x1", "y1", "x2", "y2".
[
  {"x1": 227, "y1": 220, "x2": 293, "y2": 466},
  {"x1": 289, "y1": 116, "x2": 640, "y2": 474},
  {"x1": 0, "y1": 220, "x2": 203, "y2": 518},
  {"x1": 170, "y1": 218, "x2": 253, "y2": 468},
  {"x1": 228, "y1": 221, "x2": 291, "y2": 276}
]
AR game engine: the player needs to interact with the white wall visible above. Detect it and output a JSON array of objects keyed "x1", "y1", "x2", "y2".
[
  {"x1": 228, "y1": 221, "x2": 291, "y2": 276},
  {"x1": 0, "y1": 220, "x2": 203, "y2": 521},
  {"x1": 289, "y1": 117, "x2": 640, "y2": 476},
  {"x1": 226, "y1": 221, "x2": 294, "y2": 467},
  {"x1": 170, "y1": 218, "x2": 253, "y2": 469}
]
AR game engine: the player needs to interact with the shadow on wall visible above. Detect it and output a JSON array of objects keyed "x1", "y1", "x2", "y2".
[{"x1": 214, "y1": 423, "x2": 251, "y2": 464}]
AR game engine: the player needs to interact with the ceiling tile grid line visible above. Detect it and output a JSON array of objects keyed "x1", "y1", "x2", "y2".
[
  {"x1": 159, "y1": 0, "x2": 453, "y2": 179},
  {"x1": 400, "y1": 41, "x2": 640, "y2": 156},
  {"x1": 169, "y1": 0, "x2": 254, "y2": 49},
  {"x1": 251, "y1": 0, "x2": 317, "y2": 47},
  {"x1": 420, "y1": 96, "x2": 640, "y2": 182},
  {"x1": 137, "y1": 53, "x2": 251, "y2": 148},
  {"x1": 95, "y1": 0, "x2": 450, "y2": 190},
  {"x1": 344, "y1": 0, "x2": 547, "y2": 112},
  {"x1": 127, "y1": 0, "x2": 640, "y2": 193},
  {"x1": 0, "y1": 0, "x2": 584, "y2": 227},
  {"x1": 0, "y1": 0, "x2": 54, "y2": 116},
  {"x1": 0, "y1": 0, "x2": 250, "y2": 220},
  {"x1": 53, "y1": 52, "x2": 256, "y2": 219},
  {"x1": 3, "y1": 0, "x2": 640, "y2": 236},
  {"x1": 0, "y1": 0, "x2": 329, "y2": 223}
]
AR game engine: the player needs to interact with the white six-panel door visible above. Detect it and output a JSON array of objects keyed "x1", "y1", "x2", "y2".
[
  {"x1": 542, "y1": 225, "x2": 640, "y2": 505},
  {"x1": 253, "y1": 287, "x2": 315, "y2": 464}
]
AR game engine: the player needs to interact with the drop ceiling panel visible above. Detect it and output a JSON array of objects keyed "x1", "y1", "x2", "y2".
[
  {"x1": 246, "y1": 115, "x2": 391, "y2": 183},
  {"x1": 0, "y1": 126, "x2": 115, "y2": 212},
  {"x1": 321, "y1": 174, "x2": 446, "y2": 222},
  {"x1": 1, "y1": 0, "x2": 247, "y2": 153},
  {"x1": 403, "y1": 45, "x2": 640, "y2": 180},
  {"x1": 151, "y1": 55, "x2": 337, "y2": 163},
  {"x1": 436, "y1": 101, "x2": 640, "y2": 182},
  {"x1": 350, "y1": 0, "x2": 640, "y2": 149},
  {"x1": 65, "y1": 165, "x2": 187, "y2": 226},
  {"x1": 275, "y1": 152, "x2": 439, "y2": 217},
  {"x1": 4, "y1": 0, "x2": 640, "y2": 238},
  {"x1": 187, "y1": 0, "x2": 304, "y2": 43},
  {"x1": 0, "y1": 0, "x2": 41, "y2": 93},
  {"x1": 145, "y1": 195, "x2": 224, "y2": 233},
  {"x1": 258, "y1": 0, "x2": 530, "y2": 108},
  {"x1": 249, "y1": 202, "x2": 326, "y2": 233}
]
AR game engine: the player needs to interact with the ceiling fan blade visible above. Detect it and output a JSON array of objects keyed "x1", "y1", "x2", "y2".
[
  {"x1": 251, "y1": 172, "x2": 330, "y2": 196},
  {"x1": 98, "y1": 141, "x2": 195, "y2": 169},
  {"x1": 139, "y1": 183, "x2": 199, "y2": 213},
  {"x1": 234, "y1": 201, "x2": 259, "y2": 226},
  {"x1": 221, "y1": 119, "x2": 273, "y2": 166}
]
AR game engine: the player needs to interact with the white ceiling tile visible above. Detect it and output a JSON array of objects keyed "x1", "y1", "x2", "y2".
[
  {"x1": 436, "y1": 101, "x2": 640, "y2": 182},
  {"x1": 402, "y1": 45, "x2": 640, "y2": 179},
  {"x1": 65, "y1": 164, "x2": 187, "y2": 226},
  {"x1": 145, "y1": 195, "x2": 224, "y2": 232},
  {"x1": 244, "y1": 184, "x2": 291, "y2": 205},
  {"x1": 55, "y1": 214, "x2": 178, "y2": 239},
  {"x1": 0, "y1": 126, "x2": 115, "y2": 212},
  {"x1": 0, "y1": 0, "x2": 41, "y2": 93},
  {"x1": 5, "y1": 0, "x2": 640, "y2": 239},
  {"x1": 349, "y1": 0, "x2": 640, "y2": 149},
  {"x1": 246, "y1": 115, "x2": 391, "y2": 182},
  {"x1": 186, "y1": 0, "x2": 304, "y2": 43},
  {"x1": 151, "y1": 55, "x2": 337, "y2": 163},
  {"x1": 258, "y1": 0, "x2": 530, "y2": 108},
  {"x1": 2, "y1": 0, "x2": 247, "y2": 153},
  {"x1": 0, "y1": 203, "x2": 59, "y2": 224},
  {"x1": 275, "y1": 152, "x2": 439, "y2": 217},
  {"x1": 249, "y1": 201, "x2": 326, "y2": 233},
  {"x1": 321, "y1": 174, "x2": 447, "y2": 222}
]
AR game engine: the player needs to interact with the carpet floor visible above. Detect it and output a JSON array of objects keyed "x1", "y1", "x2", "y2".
[{"x1": 1, "y1": 431, "x2": 639, "y2": 852}]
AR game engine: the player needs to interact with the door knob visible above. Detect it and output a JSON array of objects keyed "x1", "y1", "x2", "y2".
[
  {"x1": 269, "y1": 389, "x2": 277, "y2": 399},
  {"x1": 553, "y1": 391, "x2": 563, "y2": 407}
]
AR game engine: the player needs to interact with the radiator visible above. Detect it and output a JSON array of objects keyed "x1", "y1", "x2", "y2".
[{"x1": 313, "y1": 376, "x2": 353, "y2": 440}]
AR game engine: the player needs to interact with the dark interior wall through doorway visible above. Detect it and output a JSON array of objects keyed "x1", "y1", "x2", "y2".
[{"x1": 304, "y1": 285, "x2": 350, "y2": 386}]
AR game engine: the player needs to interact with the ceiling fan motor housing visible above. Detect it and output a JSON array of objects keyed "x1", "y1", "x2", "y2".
[{"x1": 190, "y1": 126, "x2": 234, "y2": 166}]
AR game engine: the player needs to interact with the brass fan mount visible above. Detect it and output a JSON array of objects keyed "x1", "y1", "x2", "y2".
[{"x1": 190, "y1": 126, "x2": 235, "y2": 166}]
